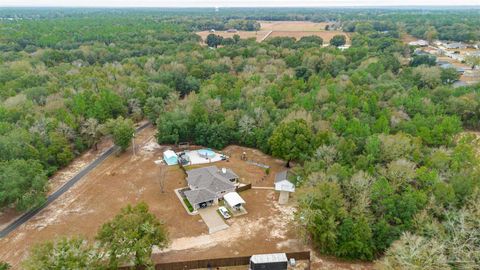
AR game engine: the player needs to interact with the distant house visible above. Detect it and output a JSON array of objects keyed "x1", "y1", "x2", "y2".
[
  {"x1": 468, "y1": 51, "x2": 480, "y2": 57},
  {"x1": 184, "y1": 166, "x2": 238, "y2": 210},
  {"x1": 209, "y1": 29, "x2": 215, "y2": 33},
  {"x1": 413, "y1": 49, "x2": 430, "y2": 55},
  {"x1": 226, "y1": 28, "x2": 238, "y2": 33},
  {"x1": 274, "y1": 170, "x2": 295, "y2": 204},
  {"x1": 408, "y1": 39, "x2": 429, "y2": 47},
  {"x1": 163, "y1": 150, "x2": 178, "y2": 166},
  {"x1": 446, "y1": 42, "x2": 467, "y2": 50},
  {"x1": 456, "y1": 67, "x2": 467, "y2": 74}
]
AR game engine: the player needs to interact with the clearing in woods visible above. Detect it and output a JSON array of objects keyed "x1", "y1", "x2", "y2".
[
  {"x1": 196, "y1": 20, "x2": 350, "y2": 44},
  {"x1": 0, "y1": 125, "x2": 372, "y2": 270}
]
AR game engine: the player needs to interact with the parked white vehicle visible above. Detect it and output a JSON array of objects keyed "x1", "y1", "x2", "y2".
[{"x1": 218, "y1": 206, "x2": 231, "y2": 219}]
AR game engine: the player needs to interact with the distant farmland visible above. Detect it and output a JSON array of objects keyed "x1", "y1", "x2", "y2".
[{"x1": 196, "y1": 20, "x2": 350, "y2": 44}]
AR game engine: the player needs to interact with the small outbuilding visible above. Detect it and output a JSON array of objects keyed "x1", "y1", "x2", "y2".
[
  {"x1": 275, "y1": 170, "x2": 295, "y2": 205},
  {"x1": 250, "y1": 253, "x2": 288, "y2": 270},
  {"x1": 163, "y1": 150, "x2": 178, "y2": 166},
  {"x1": 223, "y1": 191, "x2": 246, "y2": 211},
  {"x1": 408, "y1": 39, "x2": 429, "y2": 47}
]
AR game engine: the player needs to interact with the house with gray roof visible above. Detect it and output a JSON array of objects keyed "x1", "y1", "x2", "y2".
[
  {"x1": 446, "y1": 42, "x2": 467, "y2": 50},
  {"x1": 184, "y1": 166, "x2": 238, "y2": 210},
  {"x1": 184, "y1": 189, "x2": 217, "y2": 211}
]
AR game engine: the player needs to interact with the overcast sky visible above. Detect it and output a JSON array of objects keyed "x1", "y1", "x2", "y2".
[{"x1": 1, "y1": 0, "x2": 479, "y2": 7}]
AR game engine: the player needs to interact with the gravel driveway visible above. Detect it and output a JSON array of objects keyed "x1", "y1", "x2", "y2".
[{"x1": 199, "y1": 207, "x2": 229, "y2": 234}]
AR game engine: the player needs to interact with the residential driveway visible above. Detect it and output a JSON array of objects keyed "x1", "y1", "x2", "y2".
[{"x1": 198, "y1": 207, "x2": 229, "y2": 234}]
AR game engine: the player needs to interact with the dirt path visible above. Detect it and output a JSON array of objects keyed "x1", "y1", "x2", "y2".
[
  {"x1": 0, "y1": 123, "x2": 150, "y2": 238},
  {"x1": 259, "y1": 30, "x2": 273, "y2": 42},
  {"x1": 0, "y1": 134, "x2": 114, "y2": 231}
]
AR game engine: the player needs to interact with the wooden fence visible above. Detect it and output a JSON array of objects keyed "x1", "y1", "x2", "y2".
[
  {"x1": 236, "y1": 183, "x2": 252, "y2": 192},
  {"x1": 119, "y1": 251, "x2": 310, "y2": 270}
]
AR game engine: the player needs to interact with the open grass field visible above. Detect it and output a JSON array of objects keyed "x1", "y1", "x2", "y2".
[
  {"x1": 0, "y1": 126, "x2": 372, "y2": 270},
  {"x1": 196, "y1": 20, "x2": 350, "y2": 44}
]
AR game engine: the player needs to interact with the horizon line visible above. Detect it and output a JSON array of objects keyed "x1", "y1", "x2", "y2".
[{"x1": 1, "y1": 5, "x2": 479, "y2": 8}]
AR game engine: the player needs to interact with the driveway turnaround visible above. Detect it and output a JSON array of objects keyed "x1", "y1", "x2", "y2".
[{"x1": 198, "y1": 207, "x2": 229, "y2": 234}]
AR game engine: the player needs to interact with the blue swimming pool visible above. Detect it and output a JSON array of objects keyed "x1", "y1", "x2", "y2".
[{"x1": 198, "y1": 148, "x2": 216, "y2": 158}]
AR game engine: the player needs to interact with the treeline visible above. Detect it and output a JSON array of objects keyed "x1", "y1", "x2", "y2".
[
  {"x1": 1, "y1": 9, "x2": 480, "y2": 268},
  {"x1": 0, "y1": 15, "x2": 196, "y2": 211},
  {"x1": 153, "y1": 25, "x2": 480, "y2": 266},
  {"x1": 0, "y1": 203, "x2": 168, "y2": 270}
]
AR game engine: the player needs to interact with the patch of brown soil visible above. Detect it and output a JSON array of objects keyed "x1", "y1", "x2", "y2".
[{"x1": 260, "y1": 21, "x2": 329, "y2": 32}]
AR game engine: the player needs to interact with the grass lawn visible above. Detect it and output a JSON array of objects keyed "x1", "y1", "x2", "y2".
[{"x1": 183, "y1": 198, "x2": 194, "y2": 212}]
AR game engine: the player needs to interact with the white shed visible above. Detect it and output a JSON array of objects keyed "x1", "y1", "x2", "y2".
[
  {"x1": 223, "y1": 191, "x2": 245, "y2": 211},
  {"x1": 163, "y1": 150, "x2": 178, "y2": 165},
  {"x1": 275, "y1": 170, "x2": 295, "y2": 204}
]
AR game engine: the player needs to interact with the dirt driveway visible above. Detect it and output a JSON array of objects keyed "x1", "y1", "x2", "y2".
[{"x1": 199, "y1": 207, "x2": 229, "y2": 234}]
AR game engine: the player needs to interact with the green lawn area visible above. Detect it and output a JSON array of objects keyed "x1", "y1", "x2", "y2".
[{"x1": 183, "y1": 198, "x2": 194, "y2": 212}]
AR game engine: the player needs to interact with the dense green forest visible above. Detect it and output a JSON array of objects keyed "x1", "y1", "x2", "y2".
[{"x1": 1, "y1": 7, "x2": 480, "y2": 268}]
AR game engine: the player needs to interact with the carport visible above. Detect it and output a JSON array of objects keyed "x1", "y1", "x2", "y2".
[{"x1": 224, "y1": 192, "x2": 246, "y2": 212}]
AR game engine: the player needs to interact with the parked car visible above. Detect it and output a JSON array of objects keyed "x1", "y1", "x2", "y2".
[{"x1": 218, "y1": 206, "x2": 231, "y2": 219}]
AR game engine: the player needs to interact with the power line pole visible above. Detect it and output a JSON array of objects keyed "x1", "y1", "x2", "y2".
[{"x1": 132, "y1": 133, "x2": 136, "y2": 157}]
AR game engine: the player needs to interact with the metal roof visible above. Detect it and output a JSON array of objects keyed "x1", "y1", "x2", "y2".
[
  {"x1": 275, "y1": 170, "x2": 288, "y2": 183},
  {"x1": 224, "y1": 192, "x2": 245, "y2": 207},
  {"x1": 250, "y1": 253, "x2": 288, "y2": 264}
]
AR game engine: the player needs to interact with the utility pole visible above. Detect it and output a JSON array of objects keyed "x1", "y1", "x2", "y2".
[
  {"x1": 132, "y1": 133, "x2": 136, "y2": 157},
  {"x1": 154, "y1": 160, "x2": 165, "y2": 193}
]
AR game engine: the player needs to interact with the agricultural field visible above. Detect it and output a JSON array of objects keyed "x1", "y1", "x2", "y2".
[
  {"x1": 0, "y1": 125, "x2": 371, "y2": 270},
  {"x1": 196, "y1": 30, "x2": 271, "y2": 42},
  {"x1": 197, "y1": 20, "x2": 350, "y2": 44}
]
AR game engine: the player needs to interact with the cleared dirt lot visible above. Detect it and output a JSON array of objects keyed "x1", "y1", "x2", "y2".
[
  {"x1": 259, "y1": 21, "x2": 329, "y2": 32},
  {"x1": 196, "y1": 20, "x2": 350, "y2": 44},
  {"x1": 0, "y1": 126, "x2": 372, "y2": 270},
  {"x1": 196, "y1": 30, "x2": 271, "y2": 42}
]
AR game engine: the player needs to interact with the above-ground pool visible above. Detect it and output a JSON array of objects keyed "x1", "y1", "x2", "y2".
[{"x1": 197, "y1": 148, "x2": 216, "y2": 158}]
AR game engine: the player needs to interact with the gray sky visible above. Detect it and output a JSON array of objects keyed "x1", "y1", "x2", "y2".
[{"x1": 1, "y1": 0, "x2": 479, "y2": 7}]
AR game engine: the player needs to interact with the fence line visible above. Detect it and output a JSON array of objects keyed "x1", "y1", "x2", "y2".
[
  {"x1": 119, "y1": 251, "x2": 310, "y2": 270},
  {"x1": 236, "y1": 183, "x2": 252, "y2": 192}
]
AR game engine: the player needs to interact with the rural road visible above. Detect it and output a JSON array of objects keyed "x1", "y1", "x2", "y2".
[{"x1": 0, "y1": 122, "x2": 151, "y2": 238}]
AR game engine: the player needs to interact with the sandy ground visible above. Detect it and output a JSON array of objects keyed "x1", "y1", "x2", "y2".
[
  {"x1": 259, "y1": 21, "x2": 329, "y2": 32},
  {"x1": 0, "y1": 126, "x2": 372, "y2": 270}
]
